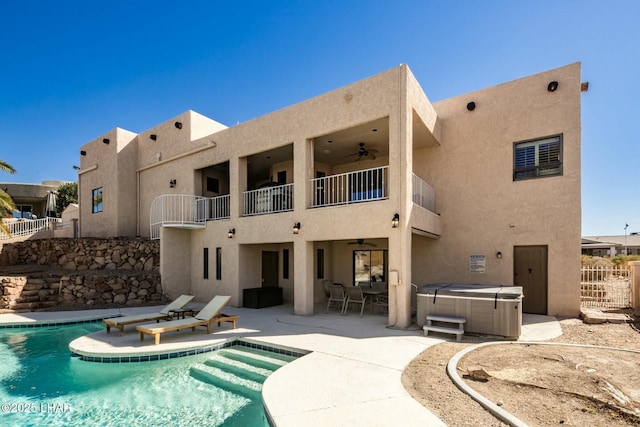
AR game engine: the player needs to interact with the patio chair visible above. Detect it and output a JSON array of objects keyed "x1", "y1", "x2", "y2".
[
  {"x1": 326, "y1": 284, "x2": 347, "y2": 314},
  {"x1": 343, "y1": 285, "x2": 370, "y2": 317},
  {"x1": 103, "y1": 294, "x2": 195, "y2": 335},
  {"x1": 322, "y1": 280, "x2": 334, "y2": 298},
  {"x1": 136, "y1": 295, "x2": 237, "y2": 345},
  {"x1": 372, "y1": 293, "x2": 389, "y2": 315}
]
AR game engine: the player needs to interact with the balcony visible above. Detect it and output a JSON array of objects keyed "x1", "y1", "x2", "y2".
[
  {"x1": 310, "y1": 166, "x2": 389, "y2": 208},
  {"x1": 0, "y1": 217, "x2": 60, "y2": 241},
  {"x1": 150, "y1": 194, "x2": 229, "y2": 239},
  {"x1": 412, "y1": 173, "x2": 435, "y2": 213},
  {"x1": 243, "y1": 183, "x2": 293, "y2": 216}
]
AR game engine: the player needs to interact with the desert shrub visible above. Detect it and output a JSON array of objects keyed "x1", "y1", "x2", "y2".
[
  {"x1": 581, "y1": 256, "x2": 614, "y2": 268},
  {"x1": 611, "y1": 255, "x2": 640, "y2": 267}
]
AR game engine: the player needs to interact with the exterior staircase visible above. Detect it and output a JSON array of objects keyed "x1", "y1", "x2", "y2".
[{"x1": 1, "y1": 274, "x2": 61, "y2": 311}]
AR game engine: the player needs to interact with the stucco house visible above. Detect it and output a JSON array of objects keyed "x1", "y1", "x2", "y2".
[
  {"x1": 77, "y1": 63, "x2": 583, "y2": 326},
  {"x1": 1, "y1": 180, "x2": 64, "y2": 219},
  {"x1": 582, "y1": 234, "x2": 640, "y2": 257}
]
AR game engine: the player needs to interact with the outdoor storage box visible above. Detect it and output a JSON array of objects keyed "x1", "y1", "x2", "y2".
[
  {"x1": 416, "y1": 284, "x2": 523, "y2": 339},
  {"x1": 243, "y1": 287, "x2": 283, "y2": 309}
]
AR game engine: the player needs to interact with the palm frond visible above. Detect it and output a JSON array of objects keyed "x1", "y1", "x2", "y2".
[
  {"x1": 0, "y1": 219, "x2": 11, "y2": 238},
  {"x1": 0, "y1": 188, "x2": 16, "y2": 216},
  {"x1": 0, "y1": 160, "x2": 16, "y2": 174}
]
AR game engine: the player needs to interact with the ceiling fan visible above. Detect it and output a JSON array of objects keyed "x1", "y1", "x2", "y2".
[
  {"x1": 349, "y1": 142, "x2": 377, "y2": 161},
  {"x1": 347, "y1": 239, "x2": 377, "y2": 247}
]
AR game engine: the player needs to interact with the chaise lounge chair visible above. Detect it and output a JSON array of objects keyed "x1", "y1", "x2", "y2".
[
  {"x1": 136, "y1": 295, "x2": 238, "y2": 345},
  {"x1": 103, "y1": 294, "x2": 195, "y2": 335}
]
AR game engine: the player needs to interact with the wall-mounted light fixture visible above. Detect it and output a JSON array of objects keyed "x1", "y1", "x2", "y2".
[
  {"x1": 547, "y1": 81, "x2": 559, "y2": 92},
  {"x1": 392, "y1": 213, "x2": 400, "y2": 228},
  {"x1": 102, "y1": 138, "x2": 110, "y2": 144},
  {"x1": 228, "y1": 228, "x2": 235, "y2": 238},
  {"x1": 293, "y1": 222, "x2": 301, "y2": 234},
  {"x1": 496, "y1": 251, "x2": 503, "y2": 259},
  {"x1": 80, "y1": 150, "x2": 87, "y2": 156},
  {"x1": 150, "y1": 134, "x2": 157, "y2": 141},
  {"x1": 169, "y1": 179, "x2": 176, "y2": 188},
  {"x1": 466, "y1": 101, "x2": 476, "y2": 111},
  {"x1": 175, "y1": 122, "x2": 182, "y2": 129}
]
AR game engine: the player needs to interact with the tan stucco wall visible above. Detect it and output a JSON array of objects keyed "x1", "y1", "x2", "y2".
[
  {"x1": 411, "y1": 63, "x2": 582, "y2": 317},
  {"x1": 79, "y1": 128, "x2": 137, "y2": 237},
  {"x1": 77, "y1": 63, "x2": 582, "y2": 320}
]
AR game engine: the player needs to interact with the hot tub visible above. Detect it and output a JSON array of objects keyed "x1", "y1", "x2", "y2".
[{"x1": 416, "y1": 284, "x2": 523, "y2": 339}]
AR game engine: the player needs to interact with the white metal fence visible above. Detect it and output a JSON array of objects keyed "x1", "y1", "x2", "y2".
[
  {"x1": 195, "y1": 195, "x2": 231, "y2": 221},
  {"x1": 580, "y1": 266, "x2": 631, "y2": 309},
  {"x1": 310, "y1": 166, "x2": 388, "y2": 208},
  {"x1": 412, "y1": 173, "x2": 435, "y2": 213},
  {"x1": 0, "y1": 217, "x2": 60, "y2": 240},
  {"x1": 150, "y1": 194, "x2": 231, "y2": 239},
  {"x1": 243, "y1": 183, "x2": 293, "y2": 216}
]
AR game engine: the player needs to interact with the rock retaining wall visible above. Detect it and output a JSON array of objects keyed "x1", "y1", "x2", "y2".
[
  {"x1": 0, "y1": 238, "x2": 163, "y2": 312},
  {"x1": 0, "y1": 238, "x2": 159, "y2": 271},
  {"x1": 1, "y1": 271, "x2": 163, "y2": 311}
]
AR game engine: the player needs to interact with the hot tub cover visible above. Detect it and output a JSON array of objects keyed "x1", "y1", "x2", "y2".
[{"x1": 417, "y1": 283, "x2": 523, "y2": 300}]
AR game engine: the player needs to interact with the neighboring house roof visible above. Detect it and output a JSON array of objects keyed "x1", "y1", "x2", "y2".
[{"x1": 582, "y1": 234, "x2": 640, "y2": 248}]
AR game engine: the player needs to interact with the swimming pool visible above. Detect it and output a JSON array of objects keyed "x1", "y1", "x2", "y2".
[{"x1": 0, "y1": 322, "x2": 296, "y2": 426}]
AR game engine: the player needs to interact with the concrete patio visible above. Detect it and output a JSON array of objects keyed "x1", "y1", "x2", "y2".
[{"x1": 0, "y1": 304, "x2": 562, "y2": 426}]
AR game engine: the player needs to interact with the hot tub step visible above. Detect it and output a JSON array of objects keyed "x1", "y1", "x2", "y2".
[{"x1": 424, "y1": 315, "x2": 466, "y2": 341}]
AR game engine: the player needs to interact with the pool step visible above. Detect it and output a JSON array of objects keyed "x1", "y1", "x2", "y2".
[
  {"x1": 203, "y1": 358, "x2": 271, "y2": 383},
  {"x1": 219, "y1": 347, "x2": 290, "y2": 371},
  {"x1": 190, "y1": 364, "x2": 262, "y2": 398},
  {"x1": 189, "y1": 346, "x2": 294, "y2": 397}
]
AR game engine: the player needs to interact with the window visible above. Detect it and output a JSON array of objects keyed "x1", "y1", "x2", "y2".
[
  {"x1": 316, "y1": 249, "x2": 324, "y2": 279},
  {"x1": 514, "y1": 135, "x2": 562, "y2": 181},
  {"x1": 349, "y1": 168, "x2": 385, "y2": 201},
  {"x1": 12, "y1": 205, "x2": 33, "y2": 219},
  {"x1": 92, "y1": 187, "x2": 103, "y2": 213},
  {"x1": 215, "y1": 247, "x2": 222, "y2": 280},
  {"x1": 206, "y1": 177, "x2": 219, "y2": 193},
  {"x1": 283, "y1": 249, "x2": 289, "y2": 279},
  {"x1": 353, "y1": 250, "x2": 387, "y2": 286},
  {"x1": 203, "y1": 248, "x2": 209, "y2": 279}
]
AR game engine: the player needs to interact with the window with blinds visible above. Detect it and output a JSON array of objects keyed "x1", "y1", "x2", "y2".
[{"x1": 513, "y1": 135, "x2": 562, "y2": 180}]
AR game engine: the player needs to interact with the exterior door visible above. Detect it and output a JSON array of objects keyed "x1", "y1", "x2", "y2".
[
  {"x1": 262, "y1": 251, "x2": 279, "y2": 287},
  {"x1": 514, "y1": 245, "x2": 548, "y2": 314}
]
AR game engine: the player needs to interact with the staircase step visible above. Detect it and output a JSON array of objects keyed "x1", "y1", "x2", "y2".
[
  {"x1": 219, "y1": 347, "x2": 290, "y2": 371},
  {"x1": 426, "y1": 315, "x2": 466, "y2": 324},
  {"x1": 423, "y1": 324, "x2": 464, "y2": 341},
  {"x1": 189, "y1": 365, "x2": 262, "y2": 398},
  {"x1": 204, "y1": 358, "x2": 271, "y2": 382}
]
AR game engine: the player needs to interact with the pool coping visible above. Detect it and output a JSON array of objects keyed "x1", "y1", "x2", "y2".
[{"x1": 70, "y1": 335, "x2": 309, "y2": 363}]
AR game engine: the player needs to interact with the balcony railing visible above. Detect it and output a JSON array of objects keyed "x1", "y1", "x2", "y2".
[
  {"x1": 243, "y1": 183, "x2": 293, "y2": 216},
  {"x1": 0, "y1": 217, "x2": 60, "y2": 241},
  {"x1": 310, "y1": 166, "x2": 388, "y2": 208},
  {"x1": 412, "y1": 173, "x2": 435, "y2": 212},
  {"x1": 150, "y1": 194, "x2": 230, "y2": 239},
  {"x1": 195, "y1": 194, "x2": 231, "y2": 221}
]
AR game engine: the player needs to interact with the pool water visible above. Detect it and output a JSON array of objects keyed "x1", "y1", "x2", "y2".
[{"x1": 0, "y1": 323, "x2": 295, "y2": 427}]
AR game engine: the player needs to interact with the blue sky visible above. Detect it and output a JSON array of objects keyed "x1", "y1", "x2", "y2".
[{"x1": 1, "y1": 1, "x2": 638, "y2": 236}]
